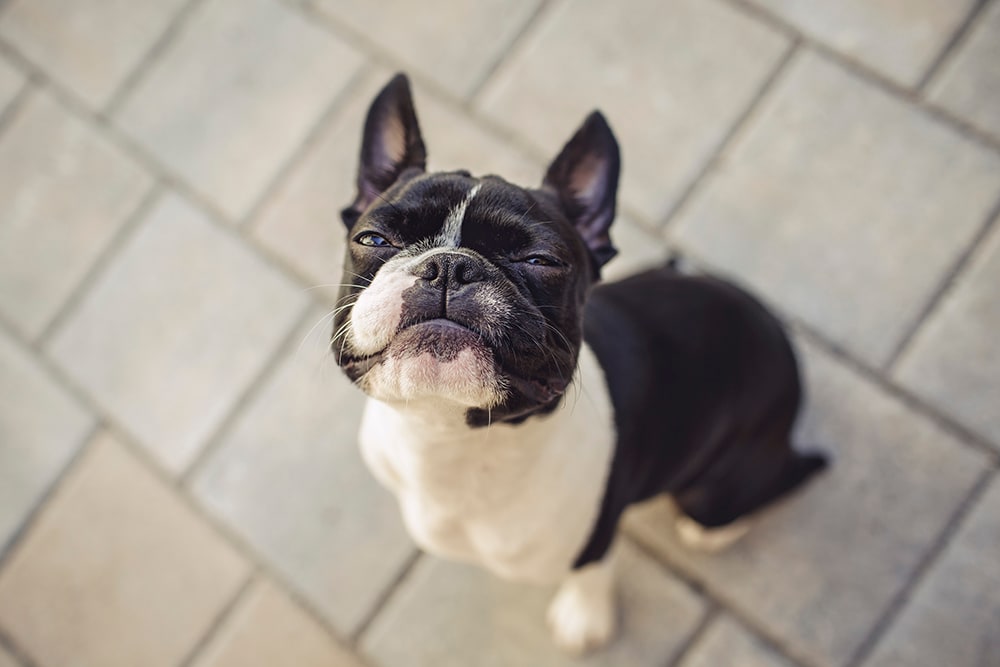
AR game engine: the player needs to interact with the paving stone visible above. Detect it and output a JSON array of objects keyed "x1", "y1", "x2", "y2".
[
  {"x1": 864, "y1": 478, "x2": 1000, "y2": 667},
  {"x1": 928, "y1": 0, "x2": 1000, "y2": 143},
  {"x1": 313, "y1": 0, "x2": 541, "y2": 99},
  {"x1": 191, "y1": 579, "x2": 364, "y2": 667},
  {"x1": 476, "y1": 0, "x2": 789, "y2": 223},
  {"x1": 751, "y1": 0, "x2": 976, "y2": 87},
  {"x1": 678, "y1": 616, "x2": 794, "y2": 667},
  {"x1": 0, "y1": 91, "x2": 152, "y2": 338},
  {"x1": 895, "y1": 222, "x2": 1000, "y2": 451},
  {"x1": 47, "y1": 194, "x2": 307, "y2": 473},
  {"x1": 252, "y1": 68, "x2": 541, "y2": 303},
  {"x1": 670, "y1": 52, "x2": 1000, "y2": 367},
  {"x1": 0, "y1": 433, "x2": 250, "y2": 667},
  {"x1": 0, "y1": 0, "x2": 187, "y2": 109},
  {"x1": 602, "y1": 217, "x2": 672, "y2": 283},
  {"x1": 361, "y1": 541, "x2": 705, "y2": 667},
  {"x1": 114, "y1": 0, "x2": 363, "y2": 220},
  {"x1": 623, "y1": 337, "x2": 988, "y2": 666},
  {"x1": 0, "y1": 329, "x2": 92, "y2": 552},
  {"x1": 191, "y1": 308, "x2": 414, "y2": 636},
  {"x1": 0, "y1": 57, "x2": 25, "y2": 112},
  {"x1": 0, "y1": 646, "x2": 19, "y2": 667}
]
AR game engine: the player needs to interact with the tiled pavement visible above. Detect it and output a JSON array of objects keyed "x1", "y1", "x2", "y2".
[{"x1": 0, "y1": 0, "x2": 998, "y2": 665}]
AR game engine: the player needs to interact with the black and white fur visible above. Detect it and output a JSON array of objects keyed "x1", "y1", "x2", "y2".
[{"x1": 332, "y1": 74, "x2": 827, "y2": 653}]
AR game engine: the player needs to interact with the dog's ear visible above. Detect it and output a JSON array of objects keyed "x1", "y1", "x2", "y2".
[
  {"x1": 543, "y1": 111, "x2": 620, "y2": 267},
  {"x1": 341, "y1": 73, "x2": 427, "y2": 227}
]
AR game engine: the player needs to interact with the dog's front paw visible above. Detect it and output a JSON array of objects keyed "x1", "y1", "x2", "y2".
[{"x1": 546, "y1": 570, "x2": 617, "y2": 655}]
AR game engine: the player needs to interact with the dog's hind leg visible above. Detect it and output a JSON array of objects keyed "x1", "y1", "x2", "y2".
[{"x1": 672, "y1": 442, "x2": 827, "y2": 551}]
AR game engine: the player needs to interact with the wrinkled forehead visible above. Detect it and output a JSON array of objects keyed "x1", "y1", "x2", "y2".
[{"x1": 363, "y1": 173, "x2": 573, "y2": 255}]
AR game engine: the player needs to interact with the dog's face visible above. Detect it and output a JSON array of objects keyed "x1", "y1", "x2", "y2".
[{"x1": 333, "y1": 74, "x2": 620, "y2": 426}]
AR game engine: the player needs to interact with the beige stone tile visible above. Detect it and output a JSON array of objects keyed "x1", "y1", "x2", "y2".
[
  {"x1": 0, "y1": 329, "x2": 93, "y2": 550},
  {"x1": 313, "y1": 0, "x2": 542, "y2": 99},
  {"x1": 252, "y1": 68, "x2": 541, "y2": 302},
  {"x1": 0, "y1": 646, "x2": 20, "y2": 667},
  {"x1": 0, "y1": 57, "x2": 25, "y2": 112},
  {"x1": 601, "y1": 217, "x2": 671, "y2": 283},
  {"x1": 929, "y1": 0, "x2": 1000, "y2": 140},
  {"x1": 476, "y1": 0, "x2": 789, "y2": 223},
  {"x1": 191, "y1": 307, "x2": 414, "y2": 635},
  {"x1": 895, "y1": 223, "x2": 1000, "y2": 451},
  {"x1": 864, "y1": 479, "x2": 1000, "y2": 667},
  {"x1": 362, "y1": 542, "x2": 705, "y2": 667},
  {"x1": 678, "y1": 616, "x2": 794, "y2": 667},
  {"x1": 114, "y1": 0, "x2": 363, "y2": 219},
  {"x1": 191, "y1": 579, "x2": 364, "y2": 667},
  {"x1": 0, "y1": 433, "x2": 250, "y2": 667},
  {"x1": 47, "y1": 194, "x2": 308, "y2": 473},
  {"x1": 671, "y1": 52, "x2": 1000, "y2": 367},
  {"x1": 0, "y1": 90, "x2": 152, "y2": 338},
  {"x1": 0, "y1": 0, "x2": 187, "y2": 108},
  {"x1": 752, "y1": 0, "x2": 976, "y2": 87},
  {"x1": 624, "y1": 338, "x2": 988, "y2": 666}
]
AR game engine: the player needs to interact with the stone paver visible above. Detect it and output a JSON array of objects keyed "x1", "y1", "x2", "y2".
[
  {"x1": 894, "y1": 222, "x2": 1000, "y2": 450},
  {"x1": 678, "y1": 616, "x2": 795, "y2": 667},
  {"x1": 928, "y1": 0, "x2": 1000, "y2": 143},
  {"x1": 0, "y1": 90, "x2": 152, "y2": 338},
  {"x1": 0, "y1": 433, "x2": 250, "y2": 667},
  {"x1": 602, "y1": 217, "x2": 673, "y2": 283},
  {"x1": 751, "y1": 0, "x2": 977, "y2": 87},
  {"x1": 0, "y1": 57, "x2": 25, "y2": 112},
  {"x1": 864, "y1": 478, "x2": 1000, "y2": 667},
  {"x1": 0, "y1": 646, "x2": 19, "y2": 667},
  {"x1": 362, "y1": 541, "x2": 704, "y2": 667},
  {"x1": 191, "y1": 308, "x2": 414, "y2": 636},
  {"x1": 624, "y1": 338, "x2": 988, "y2": 666},
  {"x1": 191, "y1": 579, "x2": 364, "y2": 667},
  {"x1": 0, "y1": 329, "x2": 92, "y2": 552},
  {"x1": 313, "y1": 0, "x2": 542, "y2": 99},
  {"x1": 114, "y1": 0, "x2": 363, "y2": 220},
  {"x1": 47, "y1": 194, "x2": 307, "y2": 473},
  {"x1": 0, "y1": 0, "x2": 187, "y2": 109},
  {"x1": 252, "y1": 68, "x2": 541, "y2": 302},
  {"x1": 476, "y1": 0, "x2": 790, "y2": 223},
  {"x1": 671, "y1": 51, "x2": 1000, "y2": 367}
]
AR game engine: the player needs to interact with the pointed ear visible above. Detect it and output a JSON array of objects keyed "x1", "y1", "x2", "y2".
[
  {"x1": 341, "y1": 73, "x2": 427, "y2": 227},
  {"x1": 543, "y1": 111, "x2": 620, "y2": 267}
]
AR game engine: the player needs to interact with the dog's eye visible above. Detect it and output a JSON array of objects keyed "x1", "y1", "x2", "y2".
[
  {"x1": 523, "y1": 255, "x2": 559, "y2": 267},
  {"x1": 355, "y1": 232, "x2": 392, "y2": 248}
]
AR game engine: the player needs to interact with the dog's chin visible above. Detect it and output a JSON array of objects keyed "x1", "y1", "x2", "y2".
[{"x1": 356, "y1": 319, "x2": 506, "y2": 408}]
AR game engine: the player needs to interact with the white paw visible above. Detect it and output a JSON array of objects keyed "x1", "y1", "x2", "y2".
[
  {"x1": 546, "y1": 579, "x2": 617, "y2": 655},
  {"x1": 675, "y1": 515, "x2": 751, "y2": 552}
]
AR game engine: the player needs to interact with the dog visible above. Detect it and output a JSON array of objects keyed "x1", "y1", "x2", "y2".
[{"x1": 332, "y1": 73, "x2": 827, "y2": 654}]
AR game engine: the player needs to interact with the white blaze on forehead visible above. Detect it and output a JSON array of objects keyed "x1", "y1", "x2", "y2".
[{"x1": 437, "y1": 183, "x2": 482, "y2": 247}]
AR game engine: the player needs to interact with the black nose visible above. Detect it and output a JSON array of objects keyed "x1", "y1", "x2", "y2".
[{"x1": 413, "y1": 253, "x2": 485, "y2": 289}]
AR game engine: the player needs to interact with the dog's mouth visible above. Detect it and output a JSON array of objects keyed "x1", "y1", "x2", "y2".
[{"x1": 341, "y1": 317, "x2": 485, "y2": 374}]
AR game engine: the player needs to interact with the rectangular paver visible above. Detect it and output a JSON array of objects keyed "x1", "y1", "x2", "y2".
[
  {"x1": 47, "y1": 193, "x2": 308, "y2": 473},
  {"x1": 361, "y1": 541, "x2": 705, "y2": 667},
  {"x1": 670, "y1": 51, "x2": 1000, "y2": 367},
  {"x1": 678, "y1": 616, "x2": 795, "y2": 667},
  {"x1": 624, "y1": 337, "x2": 988, "y2": 666},
  {"x1": 113, "y1": 0, "x2": 363, "y2": 220},
  {"x1": 191, "y1": 308, "x2": 414, "y2": 636},
  {"x1": 475, "y1": 0, "x2": 790, "y2": 223},
  {"x1": 0, "y1": 0, "x2": 188, "y2": 109},
  {"x1": 0, "y1": 329, "x2": 92, "y2": 551},
  {"x1": 0, "y1": 432, "x2": 250, "y2": 667},
  {"x1": 0, "y1": 90, "x2": 152, "y2": 338}
]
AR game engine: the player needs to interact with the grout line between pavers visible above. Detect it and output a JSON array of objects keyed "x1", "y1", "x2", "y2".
[
  {"x1": 0, "y1": 623, "x2": 39, "y2": 667},
  {"x1": 102, "y1": 0, "x2": 207, "y2": 118},
  {"x1": 916, "y1": 0, "x2": 992, "y2": 94},
  {"x1": 718, "y1": 0, "x2": 1000, "y2": 156},
  {"x1": 664, "y1": 603, "x2": 720, "y2": 667},
  {"x1": 625, "y1": 534, "x2": 818, "y2": 667},
  {"x1": 177, "y1": 570, "x2": 259, "y2": 667},
  {"x1": 349, "y1": 548, "x2": 423, "y2": 648},
  {"x1": 884, "y1": 191, "x2": 1000, "y2": 371},
  {"x1": 844, "y1": 467, "x2": 997, "y2": 667},
  {"x1": 0, "y1": 72, "x2": 31, "y2": 136},
  {"x1": 656, "y1": 38, "x2": 801, "y2": 231},
  {"x1": 35, "y1": 185, "x2": 163, "y2": 348}
]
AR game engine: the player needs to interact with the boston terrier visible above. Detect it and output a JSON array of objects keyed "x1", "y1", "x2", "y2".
[{"x1": 332, "y1": 73, "x2": 827, "y2": 654}]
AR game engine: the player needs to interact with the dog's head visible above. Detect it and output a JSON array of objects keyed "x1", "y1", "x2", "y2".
[{"x1": 333, "y1": 74, "x2": 620, "y2": 426}]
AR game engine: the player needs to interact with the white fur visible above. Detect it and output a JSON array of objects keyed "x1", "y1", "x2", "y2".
[
  {"x1": 437, "y1": 183, "x2": 481, "y2": 246},
  {"x1": 349, "y1": 258, "x2": 417, "y2": 355},
  {"x1": 362, "y1": 346, "x2": 504, "y2": 407},
  {"x1": 358, "y1": 342, "x2": 616, "y2": 584},
  {"x1": 546, "y1": 550, "x2": 618, "y2": 654}
]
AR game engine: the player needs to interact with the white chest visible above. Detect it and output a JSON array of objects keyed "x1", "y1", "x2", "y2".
[{"x1": 358, "y1": 344, "x2": 616, "y2": 584}]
